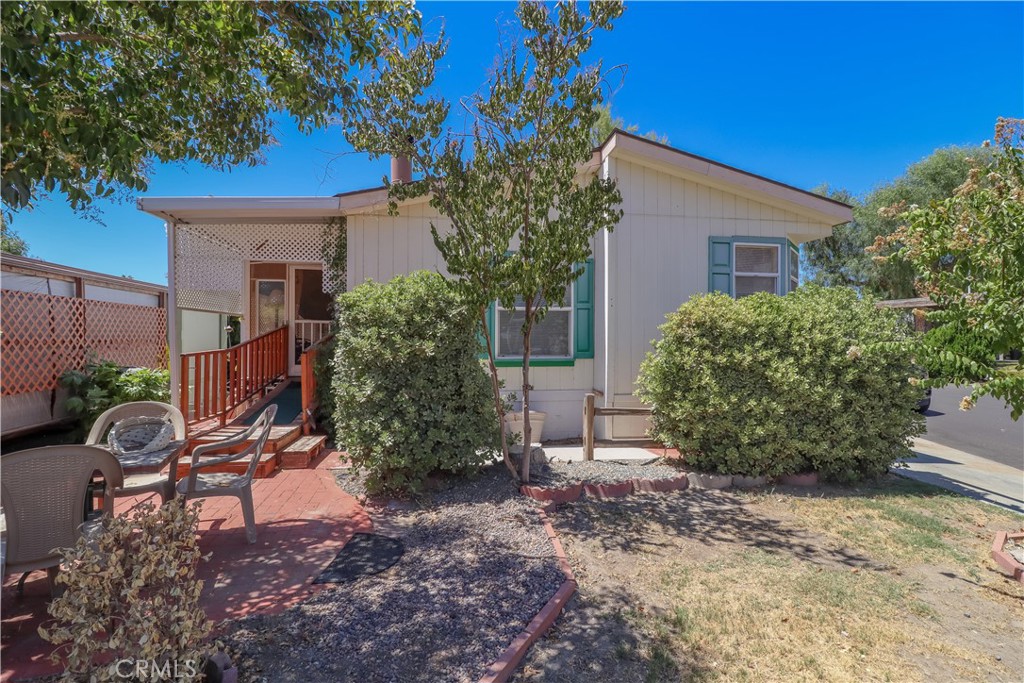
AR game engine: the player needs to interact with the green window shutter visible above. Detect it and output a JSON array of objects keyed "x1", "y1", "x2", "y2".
[
  {"x1": 477, "y1": 301, "x2": 495, "y2": 359},
  {"x1": 708, "y1": 236, "x2": 733, "y2": 295},
  {"x1": 574, "y1": 257, "x2": 595, "y2": 359}
]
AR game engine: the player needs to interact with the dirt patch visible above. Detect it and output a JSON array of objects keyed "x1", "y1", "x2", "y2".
[{"x1": 516, "y1": 477, "x2": 1024, "y2": 682}]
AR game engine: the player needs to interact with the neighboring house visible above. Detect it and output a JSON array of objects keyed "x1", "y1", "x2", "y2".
[
  {"x1": 0, "y1": 254, "x2": 229, "y2": 437},
  {"x1": 139, "y1": 129, "x2": 852, "y2": 439},
  {"x1": 1, "y1": 255, "x2": 159, "y2": 436}
]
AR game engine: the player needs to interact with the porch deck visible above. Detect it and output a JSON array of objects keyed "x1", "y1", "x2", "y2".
[{"x1": 0, "y1": 449, "x2": 367, "y2": 682}]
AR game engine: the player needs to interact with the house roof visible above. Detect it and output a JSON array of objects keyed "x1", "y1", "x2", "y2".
[
  {"x1": 875, "y1": 297, "x2": 937, "y2": 309},
  {"x1": 597, "y1": 129, "x2": 853, "y2": 226},
  {"x1": 139, "y1": 130, "x2": 853, "y2": 227},
  {"x1": 0, "y1": 253, "x2": 166, "y2": 294}
]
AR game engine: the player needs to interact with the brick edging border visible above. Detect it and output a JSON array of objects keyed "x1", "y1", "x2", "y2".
[
  {"x1": 991, "y1": 531, "x2": 1024, "y2": 583},
  {"x1": 520, "y1": 474, "x2": 690, "y2": 504},
  {"x1": 478, "y1": 507, "x2": 577, "y2": 683}
]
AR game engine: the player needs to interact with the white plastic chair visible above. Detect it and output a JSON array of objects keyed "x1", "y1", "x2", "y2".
[{"x1": 176, "y1": 405, "x2": 277, "y2": 544}]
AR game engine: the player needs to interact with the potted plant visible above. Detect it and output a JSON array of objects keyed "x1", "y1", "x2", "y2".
[{"x1": 501, "y1": 386, "x2": 546, "y2": 453}]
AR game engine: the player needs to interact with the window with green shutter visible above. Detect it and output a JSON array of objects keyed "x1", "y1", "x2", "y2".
[
  {"x1": 709, "y1": 236, "x2": 793, "y2": 297},
  {"x1": 483, "y1": 258, "x2": 595, "y2": 366}
]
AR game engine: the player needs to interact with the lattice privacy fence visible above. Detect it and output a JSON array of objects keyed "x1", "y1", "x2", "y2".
[
  {"x1": 0, "y1": 289, "x2": 167, "y2": 396},
  {"x1": 176, "y1": 223, "x2": 337, "y2": 315}
]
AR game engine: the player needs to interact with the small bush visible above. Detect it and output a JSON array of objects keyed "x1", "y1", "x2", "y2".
[
  {"x1": 637, "y1": 286, "x2": 924, "y2": 483},
  {"x1": 60, "y1": 359, "x2": 170, "y2": 437},
  {"x1": 313, "y1": 334, "x2": 339, "y2": 443},
  {"x1": 39, "y1": 501, "x2": 210, "y2": 681},
  {"x1": 330, "y1": 271, "x2": 499, "y2": 495},
  {"x1": 922, "y1": 321, "x2": 995, "y2": 383}
]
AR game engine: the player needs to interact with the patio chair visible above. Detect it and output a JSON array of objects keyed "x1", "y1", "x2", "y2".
[
  {"x1": 87, "y1": 401, "x2": 187, "y2": 503},
  {"x1": 1, "y1": 445, "x2": 124, "y2": 593},
  {"x1": 176, "y1": 405, "x2": 277, "y2": 544}
]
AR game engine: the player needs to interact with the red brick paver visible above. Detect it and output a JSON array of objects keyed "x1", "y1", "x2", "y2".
[{"x1": 1, "y1": 450, "x2": 367, "y2": 682}]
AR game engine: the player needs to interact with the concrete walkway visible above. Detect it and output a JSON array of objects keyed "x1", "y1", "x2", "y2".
[
  {"x1": 899, "y1": 437, "x2": 1024, "y2": 514},
  {"x1": 541, "y1": 444, "x2": 661, "y2": 463}
]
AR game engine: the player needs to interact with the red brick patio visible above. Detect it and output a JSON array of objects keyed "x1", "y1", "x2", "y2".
[{"x1": 1, "y1": 449, "x2": 368, "y2": 682}]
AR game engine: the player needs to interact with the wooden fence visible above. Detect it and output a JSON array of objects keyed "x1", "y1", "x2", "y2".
[
  {"x1": 582, "y1": 392, "x2": 653, "y2": 460},
  {"x1": 0, "y1": 289, "x2": 167, "y2": 396},
  {"x1": 179, "y1": 325, "x2": 287, "y2": 428}
]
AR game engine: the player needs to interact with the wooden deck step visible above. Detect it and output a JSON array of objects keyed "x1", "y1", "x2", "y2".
[
  {"x1": 176, "y1": 451, "x2": 279, "y2": 480},
  {"x1": 279, "y1": 435, "x2": 327, "y2": 470},
  {"x1": 189, "y1": 424, "x2": 302, "y2": 455}
]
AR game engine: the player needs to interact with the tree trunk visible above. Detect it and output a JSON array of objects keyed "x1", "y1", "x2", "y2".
[
  {"x1": 480, "y1": 307, "x2": 518, "y2": 480},
  {"x1": 520, "y1": 296, "x2": 534, "y2": 483}
]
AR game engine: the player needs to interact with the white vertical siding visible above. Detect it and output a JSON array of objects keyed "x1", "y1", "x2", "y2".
[
  {"x1": 605, "y1": 157, "x2": 833, "y2": 439},
  {"x1": 347, "y1": 204, "x2": 600, "y2": 440}
]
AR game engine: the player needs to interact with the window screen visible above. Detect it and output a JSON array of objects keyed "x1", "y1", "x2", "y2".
[{"x1": 734, "y1": 244, "x2": 780, "y2": 297}]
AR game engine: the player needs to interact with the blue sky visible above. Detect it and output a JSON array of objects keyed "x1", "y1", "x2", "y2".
[{"x1": 8, "y1": 1, "x2": 1023, "y2": 284}]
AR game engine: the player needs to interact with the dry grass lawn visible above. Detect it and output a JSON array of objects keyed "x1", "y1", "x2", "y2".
[{"x1": 515, "y1": 476, "x2": 1024, "y2": 683}]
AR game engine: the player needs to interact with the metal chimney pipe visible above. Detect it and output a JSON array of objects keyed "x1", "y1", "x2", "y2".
[{"x1": 390, "y1": 155, "x2": 412, "y2": 184}]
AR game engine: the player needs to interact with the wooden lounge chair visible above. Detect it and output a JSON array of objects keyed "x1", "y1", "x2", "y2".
[
  {"x1": 1, "y1": 445, "x2": 123, "y2": 593},
  {"x1": 176, "y1": 405, "x2": 277, "y2": 544},
  {"x1": 87, "y1": 401, "x2": 187, "y2": 503}
]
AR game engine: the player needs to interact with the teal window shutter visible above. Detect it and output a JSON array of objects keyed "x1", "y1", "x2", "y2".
[
  {"x1": 574, "y1": 258, "x2": 595, "y2": 359},
  {"x1": 708, "y1": 236, "x2": 733, "y2": 295},
  {"x1": 477, "y1": 301, "x2": 496, "y2": 358}
]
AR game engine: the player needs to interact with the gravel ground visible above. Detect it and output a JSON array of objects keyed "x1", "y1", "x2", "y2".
[
  {"x1": 223, "y1": 465, "x2": 565, "y2": 683},
  {"x1": 531, "y1": 458, "x2": 684, "y2": 487}
]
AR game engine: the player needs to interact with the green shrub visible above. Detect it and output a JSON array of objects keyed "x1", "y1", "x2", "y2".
[
  {"x1": 60, "y1": 359, "x2": 171, "y2": 437},
  {"x1": 313, "y1": 334, "x2": 339, "y2": 443},
  {"x1": 329, "y1": 271, "x2": 499, "y2": 495},
  {"x1": 637, "y1": 286, "x2": 924, "y2": 483},
  {"x1": 922, "y1": 321, "x2": 995, "y2": 383}
]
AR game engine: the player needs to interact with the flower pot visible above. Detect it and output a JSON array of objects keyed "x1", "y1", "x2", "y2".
[
  {"x1": 687, "y1": 472, "x2": 733, "y2": 489},
  {"x1": 732, "y1": 475, "x2": 767, "y2": 489},
  {"x1": 505, "y1": 411, "x2": 547, "y2": 453},
  {"x1": 778, "y1": 472, "x2": 819, "y2": 486}
]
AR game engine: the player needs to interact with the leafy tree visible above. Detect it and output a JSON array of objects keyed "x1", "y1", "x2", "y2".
[
  {"x1": 804, "y1": 145, "x2": 993, "y2": 299},
  {"x1": 1, "y1": 216, "x2": 28, "y2": 255},
  {"x1": 590, "y1": 103, "x2": 668, "y2": 146},
  {"x1": 872, "y1": 118, "x2": 1024, "y2": 418},
  {"x1": 1, "y1": 1, "x2": 421, "y2": 214},
  {"x1": 347, "y1": 0, "x2": 625, "y2": 483}
]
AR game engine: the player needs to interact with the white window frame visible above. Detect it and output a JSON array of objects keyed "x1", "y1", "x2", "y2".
[
  {"x1": 789, "y1": 245, "x2": 800, "y2": 292},
  {"x1": 732, "y1": 242, "x2": 783, "y2": 297},
  {"x1": 495, "y1": 283, "x2": 574, "y2": 360}
]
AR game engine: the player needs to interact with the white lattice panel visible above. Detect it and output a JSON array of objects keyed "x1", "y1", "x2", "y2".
[{"x1": 175, "y1": 223, "x2": 335, "y2": 314}]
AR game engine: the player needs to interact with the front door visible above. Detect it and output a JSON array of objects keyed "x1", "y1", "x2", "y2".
[{"x1": 287, "y1": 265, "x2": 332, "y2": 375}]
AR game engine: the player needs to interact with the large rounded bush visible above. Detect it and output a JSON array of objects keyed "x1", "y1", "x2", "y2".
[
  {"x1": 637, "y1": 285, "x2": 924, "y2": 483},
  {"x1": 330, "y1": 271, "x2": 498, "y2": 495}
]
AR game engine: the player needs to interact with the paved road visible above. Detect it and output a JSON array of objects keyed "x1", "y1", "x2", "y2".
[{"x1": 923, "y1": 385, "x2": 1023, "y2": 471}]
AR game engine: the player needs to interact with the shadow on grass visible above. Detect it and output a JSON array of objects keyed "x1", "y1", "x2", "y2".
[{"x1": 555, "y1": 488, "x2": 886, "y2": 572}]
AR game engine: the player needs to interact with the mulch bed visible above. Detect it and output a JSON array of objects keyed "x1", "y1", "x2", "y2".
[{"x1": 223, "y1": 465, "x2": 565, "y2": 683}]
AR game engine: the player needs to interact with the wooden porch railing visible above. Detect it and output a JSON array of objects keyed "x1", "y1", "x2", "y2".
[
  {"x1": 300, "y1": 334, "x2": 333, "y2": 436},
  {"x1": 179, "y1": 326, "x2": 288, "y2": 429}
]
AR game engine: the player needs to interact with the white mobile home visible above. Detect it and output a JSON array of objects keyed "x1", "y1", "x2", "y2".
[{"x1": 139, "y1": 130, "x2": 852, "y2": 438}]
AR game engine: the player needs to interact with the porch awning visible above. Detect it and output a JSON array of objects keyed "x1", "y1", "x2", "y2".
[{"x1": 174, "y1": 222, "x2": 341, "y2": 315}]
